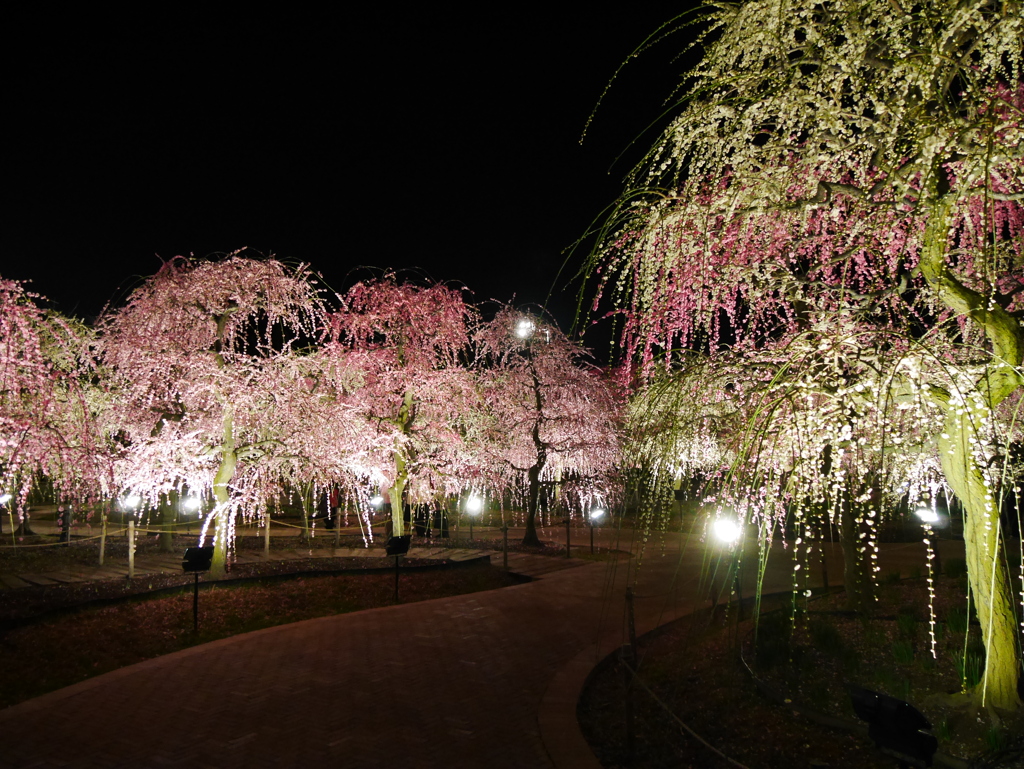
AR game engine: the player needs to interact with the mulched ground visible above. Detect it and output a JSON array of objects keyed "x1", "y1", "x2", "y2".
[
  {"x1": 0, "y1": 535, "x2": 524, "y2": 709},
  {"x1": 578, "y1": 570, "x2": 1024, "y2": 769}
]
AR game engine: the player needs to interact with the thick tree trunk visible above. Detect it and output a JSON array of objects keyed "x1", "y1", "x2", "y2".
[
  {"x1": 210, "y1": 411, "x2": 237, "y2": 579},
  {"x1": 919, "y1": 196, "x2": 1023, "y2": 710},
  {"x1": 939, "y1": 408, "x2": 1022, "y2": 710},
  {"x1": 388, "y1": 451, "x2": 407, "y2": 539},
  {"x1": 522, "y1": 463, "x2": 542, "y2": 547},
  {"x1": 158, "y1": 491, "x2": 177, "y2": 553}
]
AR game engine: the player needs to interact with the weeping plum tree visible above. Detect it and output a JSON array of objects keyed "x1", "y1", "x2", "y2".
[
  {"x1": 475, "y1": 309, "x2": 621, "y2": 546},
  {"x1": 585, "y1": 1, "x2": 1024, "y2": 708},
  {"x1": 98, "y1": 255, "x2": 329, "y2": 578},
  {"x1": 0, "y1": 277, "x2": 109, "y2": 533},
  {"x1": 326, "y1": 276, "x2": 479, "y2": 537}
]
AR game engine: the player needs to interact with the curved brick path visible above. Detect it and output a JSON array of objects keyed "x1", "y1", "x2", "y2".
[{"x1": 0, "y1": 537, "x2": 951, "y2": 769}]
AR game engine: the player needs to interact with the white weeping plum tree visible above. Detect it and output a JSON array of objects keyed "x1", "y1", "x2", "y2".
[
  {"x1": 98, "y1": 254, "x2": 328, "y2": 578},
  {"x1": 584, "y1": 1, "x2": 1024, "y2": 709}
]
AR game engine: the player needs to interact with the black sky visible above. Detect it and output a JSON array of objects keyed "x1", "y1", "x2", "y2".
[{"x1": 5, "y1": 4, "x2": 699, "y2": 343}]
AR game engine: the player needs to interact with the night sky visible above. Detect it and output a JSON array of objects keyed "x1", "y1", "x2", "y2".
[{"x1": 5, "y1": 4, "x2": 699, "y2": 346}]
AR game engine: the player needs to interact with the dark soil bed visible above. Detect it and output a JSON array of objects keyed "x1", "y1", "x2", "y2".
[
  {"x1": 578, "y1": 568, "x2": 1024, "y2": 769},
  {"x1": 0, "y1": 537, "x2": 523, "y2": 710}
]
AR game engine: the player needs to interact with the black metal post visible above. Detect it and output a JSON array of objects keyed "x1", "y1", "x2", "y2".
[
  {"x1": 565, "y1": 516, "x2": 571, "y2": 558},
  {"x1": 193, "y1": 572, "x2": 200, "y2": 632},
  {"x1": 590, "y1": 519, "x2": 595, "y2": 554}
]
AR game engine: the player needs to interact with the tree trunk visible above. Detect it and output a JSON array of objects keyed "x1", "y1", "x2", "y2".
[
  {"x1": 15, "y1": 506, "x2": 35, "y2": 536},
  {"x1": 522, "y1": 463, "x2": 542, "y2": 547},
  {"x1": 919, "y1": 196, "x2": 1023, "y2": 710},
  {"x1": 939, "y1": 408, "x2": 1022, "y2": 710},
  {"x1": 388, "y1": 452, "x2": 407, "y2": 539},
  {"x1": 210, "y1": 411, "x2": 237, "y2": 579},
  {"x1": 158, "y1": 491, "x2": 177, "y2": 553},
  {"x1": 58, "y1": 503, "x2": 71, "y2": 545},
  {"x1": 838, "y1": 497, "x2": 871, "y2": 614}
]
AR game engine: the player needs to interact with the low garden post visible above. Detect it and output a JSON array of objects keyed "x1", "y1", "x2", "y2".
[
  {"x1": 263, "y1": 507, "x2": 271, "y2": 558},
  {"x1": 99, "y1": 510, "x2": 107, "y2": 566},
  {"x1": 127, "y1": 519, "x2": 135, "y2": 580}
]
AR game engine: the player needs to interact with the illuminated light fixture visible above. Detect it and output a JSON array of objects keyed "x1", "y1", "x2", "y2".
[
  {"x1": 713, "y1": 518, "x2": 741, "y2": 544},
  {"x1": 915, "y1": 508, "x2": 939, "y2": 524},
  {"x1": 123, "y1": 494, "x2": 142, "y2": 510},
  {"x1": 369, "y1": 495, "x2": 385, "y2": 508},
  {"x1": 591, "y1": 507, "x2": 605, "y2": 521},
  {"x1": 0, "y1": 494, "x2": 12, "y2": 505},
  {"x1": 514, "y1": 318, "x2": 535, "y2": 339},
  {"x1": 183, "y1": 496, "x2": 202, "y2": 513},
  {"x1": 465, "y1": 495, "x2": 483, "y2": 515}
]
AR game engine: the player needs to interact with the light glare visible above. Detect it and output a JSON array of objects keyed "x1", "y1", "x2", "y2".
[
  {"x1": 915, "y1": 508, "x2": 939, "y2": 524},
  {"x1": 514, "y1": 318, "x2": 535, "y2": 339},
  {"x1": 465, "y1": 495, "x2": 483, "y2": 514},
  {"x1": 713, "y1": 518, "x2": 741, "y2": 543}
]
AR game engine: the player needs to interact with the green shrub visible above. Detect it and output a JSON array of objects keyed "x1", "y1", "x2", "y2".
[
  {"x1": 985, "y1": 726, "x2": 1006, "y2": 753},
  {"x1": 892, "y1": 639, "x2": 914, "y2": 665},
  {"x1": 954, "y1": 644, "x2": 985, "y2": 690},
  {"x1": 947, "y1": 608, "x2": 969, "y2": 635},
  {"x1": 897, "y1": 611, "x2": 918, "y2": 638}
]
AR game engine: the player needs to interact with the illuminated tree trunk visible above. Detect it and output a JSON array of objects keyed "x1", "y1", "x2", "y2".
[
  {"x1": 939, "y1": 409, "x2": 1022, "y2": 709},
  {"x1": 921, "y1": 198, "x2": 1023, "y2": 710},
  {"x1": 387, "y1": 390, "x2": 415, "y2": 538},
  {"x1": 157, "y1": 490, "x2": 177, "y2": 553},
  {"x1": 210, "y1": 410, "x2": 237, "y2": 579}
]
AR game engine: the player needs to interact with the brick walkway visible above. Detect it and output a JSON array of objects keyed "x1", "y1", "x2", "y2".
[{"x1": 0, "y1": 538, "x2": 958, "y2": 769}]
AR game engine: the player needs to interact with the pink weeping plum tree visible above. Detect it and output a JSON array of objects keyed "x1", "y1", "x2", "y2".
[
  {"x1": 475, "y1": 308, "x2": 621, "y2": 547},
  {"x1": 0, "y1": 277, "x2": 109, "y2": 537},
  {"x1": 325, "y1": 275, "x2": 480, "y2": 537},
  {"x1": 97, "y1": 254, "x2": 333, "y2": 578},
  {"x1": 585, "y1": 0, "x2": 1024, "y2": 709}
]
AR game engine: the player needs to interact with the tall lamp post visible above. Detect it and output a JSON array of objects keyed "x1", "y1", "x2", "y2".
[
  {"x1": 589, "y1": 506, "x2": 604, "y2": 554},
  {"x1": 465, "y1": 494, "x2": 483, "y2": 541}
]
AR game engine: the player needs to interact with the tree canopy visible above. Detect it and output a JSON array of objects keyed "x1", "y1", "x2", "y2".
[{"x1": 587, "y1": 0, "x2": 1023, "y2": 709}]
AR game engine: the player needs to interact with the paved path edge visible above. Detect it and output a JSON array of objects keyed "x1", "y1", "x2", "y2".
[{"x1": 538, "y1": 599, "x2": 699, "y2": 769}]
